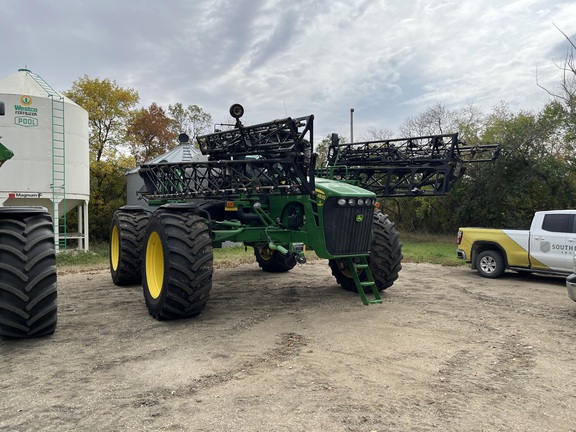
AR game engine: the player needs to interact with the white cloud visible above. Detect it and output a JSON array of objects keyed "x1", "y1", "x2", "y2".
[{"x1": 1, "y1": 0, "x2": 574, "y2": 142}]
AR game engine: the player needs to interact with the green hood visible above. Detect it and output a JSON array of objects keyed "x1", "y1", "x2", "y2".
[{"x1": 314, "y1": 177, "x2": 376, "y2": 200}]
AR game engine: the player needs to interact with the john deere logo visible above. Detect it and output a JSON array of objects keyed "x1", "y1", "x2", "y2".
[
  {"x1": 20, "y1": 95, "x2": 33, "y2": 106},
  {"x1": 355, "y1": 214, "x2": 364, "y2": 222}
]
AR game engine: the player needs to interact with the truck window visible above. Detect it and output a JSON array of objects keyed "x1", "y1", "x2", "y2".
[{"x1": 541, "y1": 214, "x2": 573, "y2": 233}]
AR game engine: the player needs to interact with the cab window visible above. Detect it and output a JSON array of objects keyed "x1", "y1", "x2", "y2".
[{"x1": 541, "y1": 214, "x2": 574, "y2": 233}]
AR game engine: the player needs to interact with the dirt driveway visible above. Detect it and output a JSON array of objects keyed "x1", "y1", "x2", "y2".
[{"x1": 2, "y1": 261, "x2": 576, "y2": 432}]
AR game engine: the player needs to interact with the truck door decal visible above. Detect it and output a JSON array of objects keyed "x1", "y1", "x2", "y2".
[{"x1": 529, "y1": 213, "x2": 574, "y2": 271}]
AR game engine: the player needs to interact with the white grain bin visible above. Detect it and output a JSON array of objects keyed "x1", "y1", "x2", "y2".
[{"x1": 0, "y1": 69, "x2": 90, "y2": 250}]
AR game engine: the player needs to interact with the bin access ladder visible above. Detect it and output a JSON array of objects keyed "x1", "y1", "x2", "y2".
[{"x1": 26, "y1": 71, "x2": 67, "y2": 250}]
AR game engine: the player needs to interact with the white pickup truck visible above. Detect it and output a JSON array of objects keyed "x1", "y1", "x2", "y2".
[{"x1": 457, "y1": 210, "x2": 576, "y2": 278}]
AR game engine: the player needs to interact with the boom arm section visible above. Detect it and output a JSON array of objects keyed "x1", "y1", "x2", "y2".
[
  {"x1": 198, "y1": 115, "x2": 313, "y2": 161},
  {"x1": 321, "y1": 133, "x2": 499, "y2": 197},
  {"x1": 0, "y1": 102, "x2": 12, "y2": 168},
  {"x1": 0, "y1": 142, "x2": 14, "y2": 168},
  {"x1": 139, "y1": 113, "x2": 315, "y2": 201}
]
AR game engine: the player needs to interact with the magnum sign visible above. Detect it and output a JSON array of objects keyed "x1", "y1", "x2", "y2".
[{"x1": 9, "y1": 192, "x2": 43, "y2": 198}]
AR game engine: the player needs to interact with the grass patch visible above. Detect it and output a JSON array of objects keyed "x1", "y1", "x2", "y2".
[
  {"x1": 56, "y1": 233, "x2": 464, "y2": 270},
  {"x1": 56, "y1": 242, "x2": 110, "y2": 268},
  {"x1": 400, "y1": 232, "x2": 463, "y2": 266},
  {"x1": 213, "y1": 245, "x2": 255, "y2": 268}
]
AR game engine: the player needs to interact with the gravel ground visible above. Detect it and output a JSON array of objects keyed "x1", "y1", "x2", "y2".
[{"x1": 2, "y1": 261, "x2": 576, "y2": 432}]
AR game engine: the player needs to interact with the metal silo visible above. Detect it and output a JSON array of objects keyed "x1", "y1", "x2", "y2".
[{"x1": 0, "y1": 69, "x2": 90, "y2": 250}]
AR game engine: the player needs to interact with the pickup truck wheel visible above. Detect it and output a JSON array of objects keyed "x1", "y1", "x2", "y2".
[{"x1": 476, "y1": 250, "x2": 505, "y2": 278}]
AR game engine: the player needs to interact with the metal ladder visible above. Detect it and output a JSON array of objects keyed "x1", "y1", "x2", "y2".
[
  {"x1": 26, "y1": 71, "x2": 67, "y2": 249},
  {"x1": 344, "y1": 256, "x2": 382, "y2": 305}
]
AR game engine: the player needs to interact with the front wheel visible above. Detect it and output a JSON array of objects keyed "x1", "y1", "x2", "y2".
[
  {"x1": 330, "y1": 212, "x2": 403, "y2": 293},
  {"x1": 329, "y1": 257, "x2": 366, "y2": 292},
  {"x1": 370, "y1": 211, "x2": 403, "y2": 290},
  {"x1": 142, "y1": 207, "x2": 213, "y2": 320},
  {"x1": 0, "y1": 208, "x2": 57, "y2": 338},
  {"x1": 476, "y1": 250, "x2": 505, "y2": 278}
]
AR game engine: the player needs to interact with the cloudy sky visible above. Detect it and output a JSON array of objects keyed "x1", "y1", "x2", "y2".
[{"x1": 2, "y1": 0, "x2": 575, "y2": 142}]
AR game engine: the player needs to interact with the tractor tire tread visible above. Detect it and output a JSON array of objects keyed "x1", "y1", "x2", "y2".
[{"x1": 0, "y1": 211, "x2": 57, "y2": 339}]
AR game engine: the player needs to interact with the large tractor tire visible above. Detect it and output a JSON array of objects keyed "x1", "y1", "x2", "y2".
[
  {"x1": 110, "y1": 206, "x2": 150, "y2": 286},
  {"x1": 330, "y1": 211, "x2": 402, "y2": 292},
  {"x1": 0, "y1": 207, "x2": 57, "y2": 338},
  {"x1": 142, "y1": 206, "x2": 213, "y2": 320},
  {"x1": 254, "y1": 245, "x2": 296, "y2": 273},
  {"x1": 369, "y1": 211, "x2": 403, "y2": 290}
]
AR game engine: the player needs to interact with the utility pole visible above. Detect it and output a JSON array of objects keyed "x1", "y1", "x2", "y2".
[{"x1": 350, "y1": 108, "x2": 354, "y2": 143}]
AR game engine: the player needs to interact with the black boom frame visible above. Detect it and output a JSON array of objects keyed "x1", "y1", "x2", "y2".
[
  {"x1": 138, "y1": 107, "x2": 499, "y2": 201},
  {"x1": 139, "y1": 115, "x2": 315, "y2": 200},
  {"x1": 321, "y1": 133, "x2": 500, "y2": 197}
]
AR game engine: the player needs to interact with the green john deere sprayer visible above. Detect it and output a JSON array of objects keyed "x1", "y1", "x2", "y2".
[
  {"x1": 0, "y1": 101, "x2": 58, "y2": 339},
  {"x1": 110, "y1": 104, "x2": 498, "y2": 320}
]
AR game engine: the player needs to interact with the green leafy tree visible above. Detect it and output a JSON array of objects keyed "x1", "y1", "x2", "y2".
[
  {"x1": 64, "y1": 76, "x2": 139, "y2": 241},
  {"x1": 64, "y1": 76, "x2": 139, "y2": 162},
  {"x1": 449, "y1": 104, "x2": 576, "y2": 231},
  {"x1": 89, "y1": 156, "x2": 134, "y2": 239},
  {"x1": 125, "y1": 103, "x2": 177, "y2": 165}
]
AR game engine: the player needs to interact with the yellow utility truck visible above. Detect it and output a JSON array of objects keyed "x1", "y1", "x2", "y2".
[{"x1": 457, "y1": 210, "x2": 576, "y2": 278}]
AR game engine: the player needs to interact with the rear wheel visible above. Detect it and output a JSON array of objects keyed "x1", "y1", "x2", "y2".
[
  {"x1": 0, "y1": 208, "x2": 57, "y2": 338},
  {"x1": 110, "y1": 207, "x2": 150, "y2": 286},
  {"x1": 476, "y1": 250, "x2": 505, "y2": 278},
  {"x1": 142, "y1": 207, "x2": 213, "y2": 320},
  {"x1": 330, "y1": 212, "x2": 402, "y2": 292},
  {"x1": 254, "y1": 245, "x2": 296, "y2": 272}
]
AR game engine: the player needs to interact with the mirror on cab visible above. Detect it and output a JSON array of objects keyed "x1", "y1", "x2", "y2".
[{"x1": 0, "y1": 101, "x2": 5, "y2": 116}]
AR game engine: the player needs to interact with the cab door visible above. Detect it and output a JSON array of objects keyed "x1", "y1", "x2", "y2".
[{"x1": 529, "y1": 213, "x2": 575, "y2": 271}]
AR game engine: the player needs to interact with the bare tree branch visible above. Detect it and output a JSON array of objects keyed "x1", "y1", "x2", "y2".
[{"x1": 537, "y1": 25, "x2": 576, "y2": 106}]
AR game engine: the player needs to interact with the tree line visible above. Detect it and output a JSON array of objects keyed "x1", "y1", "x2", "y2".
[
  {"x1": 63, "y1": 76, "x2": 213, "y2": 239},
  {"x1": 65, "y1": 33, "x2": 576, "y2": 241}
]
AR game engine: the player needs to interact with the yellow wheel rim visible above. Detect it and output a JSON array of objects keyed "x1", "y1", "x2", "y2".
[
  {"x1": 259, "y1": 247, "x2": 273, "y2": 261},
  {"x1": 111, "y1": 225, "x2": 120, "y2": 271},
  {"x1": 338, "y1": 259, "x2": 360, "y2": 278},
  {"x1": 146, "y1": 231, "x2": 164, "y2": 299}
]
